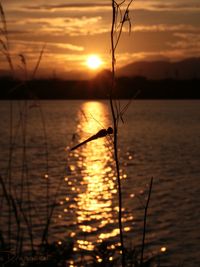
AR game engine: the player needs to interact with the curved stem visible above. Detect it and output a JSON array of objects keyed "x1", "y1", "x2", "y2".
[
  {"x1": 110, "y1": 1, "x2": 125, "y2": 266},
  {"x1": 140, "y1": 177, "x2": 153, "y2": 266}
]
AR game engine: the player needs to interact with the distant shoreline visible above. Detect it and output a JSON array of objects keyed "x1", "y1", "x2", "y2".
[{"x1": 1, "y1": 76, "x2": 200, "y2": 100}]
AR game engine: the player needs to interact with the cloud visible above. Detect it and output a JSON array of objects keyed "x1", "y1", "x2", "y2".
[
  {"x1": 168, "y1": 33, "x2": 200, "y2": 50},
  {"x1": 51, "y1": 43, "x2": 84, "y2": 52},
  {"x1": 22, "y1": 2, "x2": 111, "y2": 11},
  {"x1": 4, "y1": 40, "x2": 84, "y2": 60},
  {"x1": 133, "y1": 24, "x2": 200, "y2": 33},
  {"x1": 134, "y1": 0, "x2": 200, "y2": 11},
  {"x1": 7, "y1": 16, "x2": 107, "y2": 37},
  {"x1": 24, "y1": 1, "x2": 200, "y2": 13},
  {"x1": 63, "y1": 16, "x2": 105, "y2": 36},
  {"x1": 150, "y1": 2, "x2": 200, "y2": 11}
]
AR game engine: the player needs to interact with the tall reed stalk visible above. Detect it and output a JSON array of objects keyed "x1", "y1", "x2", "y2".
[
  {"x1": 0, "y1": 1, "x2": 15, "y2": 250},
  {"x1": 0, "y1": 2, "x2": 53, "y2": 257},
  {"x1": 110, "y1": 1, "x2": 133, "y2": 266}
]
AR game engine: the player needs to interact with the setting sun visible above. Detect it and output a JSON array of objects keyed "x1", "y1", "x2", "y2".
[{"x1": 86, "y1": 55, "x2": 102, "y2": 70}]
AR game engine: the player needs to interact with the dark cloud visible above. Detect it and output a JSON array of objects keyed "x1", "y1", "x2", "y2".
[
  {"x1": 152, "y1": 2, "x2": 200, "y2": 10},
  {"x1": 131, "y1": 9, "x2": 200, "y2": 27},
  {"x1": 23, "y1": 3, "x2": 111, "y2": 11},
  {"x1": 8, "y1": 29, "x2": 30, "y2": 35}
]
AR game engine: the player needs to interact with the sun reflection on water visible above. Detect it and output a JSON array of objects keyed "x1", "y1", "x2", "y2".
[{"x1": 73, "y1": 101, "x2": 118, "y2": 250}]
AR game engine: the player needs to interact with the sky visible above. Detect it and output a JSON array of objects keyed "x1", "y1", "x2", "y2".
[{"x1": 0, "y1": 0, "x2": 200, "y2": 78}]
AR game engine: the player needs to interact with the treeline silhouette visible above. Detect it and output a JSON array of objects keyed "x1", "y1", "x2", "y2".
[{"x1": 1, "y1": 74, "x2": 200, "y2": 99}]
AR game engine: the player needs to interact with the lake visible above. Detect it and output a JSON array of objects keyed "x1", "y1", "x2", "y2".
[{"x1": 0, "y1": 100, "x2": 200, "y2": 267}]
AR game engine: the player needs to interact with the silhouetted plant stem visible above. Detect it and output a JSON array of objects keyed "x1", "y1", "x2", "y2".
[
  {"x1": 140, "y1": 177, "x2": 153, "y2": 266},
  {"x1": 38, "y1": 104, "x2": 50, "y2": 242},
  {"x1": 110, "y1": 1, "x2": 134, "y2": 266},
  {"x1": 8, "y1": 101, "x2": 13, "y2": 250},
  {"x1": 0, "y1": 1, "x2": 15, "y2": 75},
  {"x1": 110, "y1": 1, "x2": 125, "y2": 266},
  {"x1": 0, "y1": 175, "x2": 21, "y2": 253},
  {"x1": 21, "y1": 101, "x2": 34, "y2": 254},
  {"x1": 41, "y1": 174, "x2": 63, "y2": 245},
  {"x1": 0, "y1": 2, "x2": 16, "y2": 250}
]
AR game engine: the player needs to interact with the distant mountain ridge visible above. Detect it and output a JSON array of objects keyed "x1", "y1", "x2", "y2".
[
  {"x1": 1, "y1": 58, "x2": 199, "y2": 80},
  {"x1": 117, "y1": 58, "x2": 200, "y2": 79}
]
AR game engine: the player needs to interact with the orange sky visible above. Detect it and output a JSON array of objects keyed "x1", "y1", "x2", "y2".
[{"x1": 0, "y1": 0, "x2": 200, "y2": 78}]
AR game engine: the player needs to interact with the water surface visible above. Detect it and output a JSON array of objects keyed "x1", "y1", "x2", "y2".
[{"x1": 0, "y1": 100, "x2": 200, "y2": 266}]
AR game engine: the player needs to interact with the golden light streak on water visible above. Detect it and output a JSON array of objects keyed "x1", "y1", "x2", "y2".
[
  {"x1": 74, "y1": 101, "x2": 117, "y2": 250},
  {"x1": 70, "y1": 232, "x2": 76, "y2": 237},
  {"x1": 161, "y1": 247, "x2": 167, "y2": 252},
  {"x1": 99, "y1": 228, "x2": 120, "y2": 240},
  {"x1": 77, "y1": 240, "x2": 94, "y2": 251}
]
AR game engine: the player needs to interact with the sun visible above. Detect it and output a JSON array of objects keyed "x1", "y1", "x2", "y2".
[{"x1": 86, "y1": 55, "x2": 102, "y2": 70}]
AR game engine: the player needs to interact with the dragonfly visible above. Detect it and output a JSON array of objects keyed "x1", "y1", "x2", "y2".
[{"x1": 70, "y1": 127, "x2": 113, "y2": 151}]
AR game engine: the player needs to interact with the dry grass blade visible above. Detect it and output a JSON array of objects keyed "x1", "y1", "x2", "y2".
[
  {"x1": 140, "y1": 177, "x2": 154, "y2": 266},
  {"x1": 114, "y1": 0, "x2": 134, "y2": 50},
  {"x1": 0, "y1": 2, "x2": 14, "y2": 74},
  {"x1": 0, "y1": 175, "x2": 21, "y2": 239},
  {"x1": 32, "y1": 44, "x2": 46, "y2": 79},
  {"x1": 0, "y1": 38, "x2": 7, "y2": 51},
  {"x1": 0, "y1": 2, "x2": 7, "y2": 34},
  {"x1": 19, "y1": 53, "x2": 26, "y2": 66},
  {"x1": 18, "y1": 53, "x2": 28, "y2": 79},
  {"x1": 17, "y1": 200, "x2": 34, "y2": 253}
]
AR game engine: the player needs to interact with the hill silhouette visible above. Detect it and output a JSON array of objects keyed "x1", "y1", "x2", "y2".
[
  {"x1": 117, "y1": 58, "x2": 200, "y2": 80},
  {"x1": 0, "y1": 57, "x2": 199, "y2": 80}
]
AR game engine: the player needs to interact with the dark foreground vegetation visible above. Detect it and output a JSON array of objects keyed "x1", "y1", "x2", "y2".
[
  {"x1": 1, "y1": 74, "x2": 200, "y2": 100},
  {"x1": 0, "y1": 237, "x2": 166, "y2": 267}
]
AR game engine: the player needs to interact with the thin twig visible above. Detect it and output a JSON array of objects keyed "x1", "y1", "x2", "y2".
[
  {"x1": 140, "y1": 177, "x2": 154, "y2": 266},
  {"x1": 110, "y1": 1, "x2": 134, "y2": 266}
]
